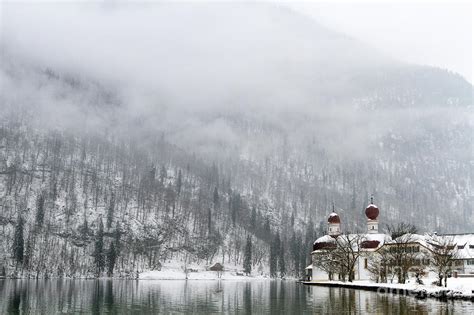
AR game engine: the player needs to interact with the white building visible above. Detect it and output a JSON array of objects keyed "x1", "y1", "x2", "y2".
[
  {"x1": 311, "y1": 200, "x2": 390, "y2": 281},
  {"x1": 425, "y1": 233, "x2": 474, "y2": 276},
  {"x1": 310, "y1": 200, "x2": 474, "y2": 282}
]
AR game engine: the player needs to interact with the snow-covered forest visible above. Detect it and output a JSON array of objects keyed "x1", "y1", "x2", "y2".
[{"x1": 0, "y1": 3, "x2": 472, "y2": 278}]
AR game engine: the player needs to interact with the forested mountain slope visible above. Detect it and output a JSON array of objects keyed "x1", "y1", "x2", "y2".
[{"x1": 0, "y1": 3, "x2": 472, "y2": 278}]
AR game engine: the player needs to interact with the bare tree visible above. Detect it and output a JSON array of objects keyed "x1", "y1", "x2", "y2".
[
  {"x1": 312, "y1": 245, "x2": 338, "y2": 281},
  {"x1": 366, "y1": 248, "x2": 393, "y2": 283},
  {"x1": 384, "y1": 233, "x2": 421, "y2": 284},
  {"x1": 333, "y1": 233, "x2": 366, "y2": 282},
  {"x1": 428, "y1": 234, "x2": 458, "y2": 287},
  {"x1": 386, "y1": 222, "x2": 418, "y2": 239}
]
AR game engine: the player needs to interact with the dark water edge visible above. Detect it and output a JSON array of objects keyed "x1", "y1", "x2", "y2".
[
  {"x1": 1, "y1": 279, "x2": 473, "y2": 314},
  {"x1": 303, "y1": 281, "x2": 474, "y2": 301}
]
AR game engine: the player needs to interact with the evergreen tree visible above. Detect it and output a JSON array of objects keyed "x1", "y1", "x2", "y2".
[
  {"x1": 231, "y1": 193, "x2": 240, "y2": 226},
  {"x1": 176, "y1": 169, "x2": 182, "y2": 196},
  {"x1": 297, "y1": 233, "x2": 305, "y2": 277},
  {"x1": 279, "y1": 239, "x2": 286, "y2": 278},
  {"x1": 350, "y1": 184, "x2": 357, "y2": 213},
  {"x1": 207, "y1": 208, "x2": 212, "y2": 235},
  {"x1": 264, "y1": 217, "x2": 271, "y2": 241},
  {"x1": 23, "y1": 231, "x2": 35, "y2": 271},
  {"x1": 106, "y1": 223, "x2": 121, "y2": 276},
  {"x1": 250, "y1": 206, "x2": 257, "y2": 230},
  {"x1": 106, "y1": 242, "x2": 117, "y2": 277},
  {"x1": 299, "y1": 243, "x2": 307, "y2": 280},
  {"x1": 243, "y1": 235, "x2": 252, "y2": 275},
  {"x1": 213, "y1": 187, "x2": 219, "y2": 210},
  {"x1": 80, "y1": 213, "x2": 89, "y2": 242},
  {"x1": 93, "y1": 219, "x2": 105, "y2": 275},
  {"x1": 149, "y1": 165, "x2": 156, "y2": 184},
  {"x1": 290, "y1": 232, "x2": 300, "y2": 277},
  {"x1": 228, "y1": 191, "x2": 232, "y2": 214},
  {"x1": 35, "y1": 193, "x2": 45, "y2": 228},
  {"x1": 106, "y1": 193, "x2": 115, "y2": 229},
  {"x1": 12, "y1": 215, "x2": 24, "y2": 265},
  {"x1": 269, "y1": 243, "x2": 277, "y2": 278},
  {"x1": 159, "y1": 166, "x2": 167, "y2": 185},
  {"x1": 269, "y1": 233, "x2": 281, "y2": 278},
  {"x1": 114, "y1": 222, "x2": 121, "y2": 257},
  {"x1": 304, "y1": 219, "x2": 315, "y2": 265}
]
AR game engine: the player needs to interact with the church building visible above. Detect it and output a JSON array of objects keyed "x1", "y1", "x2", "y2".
[{"x1": 308, "y1": 199, "x2": 474, "y2": 282}]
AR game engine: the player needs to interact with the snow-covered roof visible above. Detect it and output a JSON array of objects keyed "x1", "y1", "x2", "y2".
[
  {"x1": 329, "y1": 212, "x2": 338, "y2": 217},
  {"x1": 407, "y1": 233, "x2": 429, "y2": 245},
  {"x1": 384, "y1": 233, "x2": 432, "y2": 250},
  {"x1": 349, "y1": 233, "x2": 390, "y2": 251},
  {"x1": 313, "y1": 233, "x2": 390, "y2": 252},
  {"x1": 313, "y1": 232, "x2": 474, "y2": 258},
  {"x1": 313, "y1": 235, "x2": 335, "y2": 245},
  {"x1": 305, "y1": 264, "x2": 313, "y2": 270},
  {"x1": 386, "y1": 233, "x2": 423, "y2": 243},
  {"x1": 439, "y1": 233, "x2": 474, "y2": 260},
  {"x1": 384, "y1": 233, "x2": 474, "y2": 259},
  {"x1": 314, "y1": 233, "x2": 390, "y2": 245},
  {"x1": 364, "y1": 233, "x2": 391, "y2": 244}
]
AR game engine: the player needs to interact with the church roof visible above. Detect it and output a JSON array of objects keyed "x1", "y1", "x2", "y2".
[
  {"x1": 312, "y1": 233, "x2": 390, "y2": 253},
  {"x1": 313, "y1": 235, "x2": 335, "y2": 245},
  {"x1": 447, "y1": 234, "x2": 474, "y2": 259}
]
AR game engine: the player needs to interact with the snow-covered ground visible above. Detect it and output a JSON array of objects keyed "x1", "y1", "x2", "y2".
[
  {"x1": 308, "y1": 277, "x2": 474, "y2": 299},
  {"x1": 140, "y1": 270, "x2": 268, "y2": 280},
  {"x1": 140, "y1": 261, "x2": 270, "y2": 280}
]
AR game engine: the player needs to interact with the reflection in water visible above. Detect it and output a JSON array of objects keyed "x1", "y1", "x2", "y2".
[
  {"x1": 0, "y1": 279, "x2": 472, "y2": 314},
  {"x1": 6, "y1": 282, "x2": 20, "y2": 314},
  {"x1": 6, "y1": 281, "x2": 26, "y2": 315},
  {"x1": 244, "y1": 282, "x2": 251, "y2": 314}
]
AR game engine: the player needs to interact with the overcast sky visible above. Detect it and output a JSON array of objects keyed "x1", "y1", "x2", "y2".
[
  {"x1": 285, "y1": 0, "x2": 473, "y2": 83},
  {"x1": 0, "y1": 0, "x2": 471, "y2": 160},
  {"x1": 0, "y1": 0, "x2": 472, "y2": 84}
]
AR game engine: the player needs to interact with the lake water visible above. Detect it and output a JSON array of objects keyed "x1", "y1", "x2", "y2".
[{"x1": 1, "y1": 279, "x2": 473, "y2": 314}]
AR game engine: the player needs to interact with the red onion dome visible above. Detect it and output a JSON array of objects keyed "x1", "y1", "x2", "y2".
[
  {"x1": 328, "y1": 212, "x2": 340, "y2": 224},
  {"x1": 365, "y1": 204, "x2": 379, "y2": 220}
]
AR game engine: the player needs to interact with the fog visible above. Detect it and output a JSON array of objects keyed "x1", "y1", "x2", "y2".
[
  {"x1": 2, "y1": 2, "x2": 387, "y2": 102},
  {"x1": 288, "y1": 1, "x2": 473, "y2": 84},
  {"x1": 0, "y1": 2, "x2": 472, "y2": 161}
]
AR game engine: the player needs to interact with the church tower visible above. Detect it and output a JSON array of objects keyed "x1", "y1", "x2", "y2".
[
  {"x1": 365, "y1": 196, "x2": 379, "y2": 234},
  {"x1": 327, "y1": 205, "x2": 341, "y2": 237}
]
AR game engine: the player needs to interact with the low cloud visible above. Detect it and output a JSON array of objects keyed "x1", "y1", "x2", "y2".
[{"x1": 0, "y1": 2, "x2": 471, "y2": 163}]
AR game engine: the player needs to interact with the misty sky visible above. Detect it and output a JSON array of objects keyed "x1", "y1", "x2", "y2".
[
  {"x1": 1, "y1": 0, "x2": 471, "y2": 83},
  {"x1": 1, "y1": 0, "x2": 471, "y2": 164},
  {"x1": 286, "y1": 0, "x2": 473, "y2": 83}
]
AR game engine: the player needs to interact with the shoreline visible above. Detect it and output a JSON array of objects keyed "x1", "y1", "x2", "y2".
[
  {"x1": 1, "y1": 264, "x2": 274, "y2": 281},
  {"x1": 302, "y1": 280, "x2": 474, "y2": 301},
  {"x1": 0, "y1": 272, "x2": 282, "y2": 281},
  {"x1": 0, "y1": 277, "x2": 274, "y2": 281}
]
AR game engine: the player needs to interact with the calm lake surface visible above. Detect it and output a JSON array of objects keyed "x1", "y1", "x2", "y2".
[{"x1": 1, "y1": 279, "x2": 473, "y2": 314}]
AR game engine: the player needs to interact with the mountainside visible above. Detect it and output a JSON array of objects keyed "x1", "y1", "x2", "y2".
[{"x1": 0, "y1": 3, "x2": 472, "y2": 278}]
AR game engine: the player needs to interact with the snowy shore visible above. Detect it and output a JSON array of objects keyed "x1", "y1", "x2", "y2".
[
  {"x1": 303, "y1": 278, "x2": 474, "y2": 301},
  {"x1": 140, "y1": 270, "x2": 268, "y2": 281},
  {"x1": 139, "y1": 262, "x2": 270, "y2": 280},
  {"x1": 2, "y1": 264, "x2": 271, "y2": 280}
]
